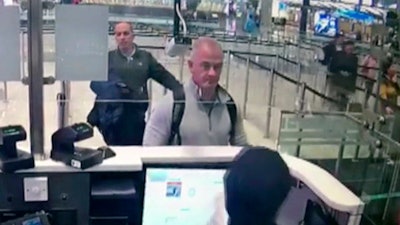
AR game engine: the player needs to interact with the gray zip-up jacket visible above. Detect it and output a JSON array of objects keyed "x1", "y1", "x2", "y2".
[{"x1": 143, "y1": 79, "x2": 248, "y2": 146}]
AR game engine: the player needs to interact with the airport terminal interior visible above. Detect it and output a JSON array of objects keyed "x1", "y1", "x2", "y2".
[{"x1": 1, "y1": 0, "x2": 400, "y2": 224}]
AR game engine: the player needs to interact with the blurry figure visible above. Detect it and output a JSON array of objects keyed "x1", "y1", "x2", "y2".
[
  {"x1": 380, "y1": 63, "x2": 400, "y2": 114},
  {"x1": 243, "y1": 4, "x2": 257, "y2": 34},
  {"x1": 355, "y1": 30, "x2": 362, "y2": 41},
  {"x1": 319, "y1": 33, "x2": 344, "y2": 66},
  {"x1": 326, "y1": 40, "x2": 358, "y2": 111},
  {"x1": 360, "y1": 50, "x2": 378, "y2": 106},
  {"x1": 224, "y1": 0, "x2": 237, "y2": 33}
]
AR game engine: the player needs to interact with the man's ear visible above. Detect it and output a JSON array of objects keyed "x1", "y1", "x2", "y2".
[{"x1": 188, "y1": 60, "x2": 193, "y2": 69}]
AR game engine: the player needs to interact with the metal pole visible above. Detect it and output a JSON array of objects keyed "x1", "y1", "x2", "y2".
[
  {"x1": 225, "y1": 50, "x2": 231, "y2": 91},
  {"x1": 21, "y1": 32, "x2": 26, "y2": 78},
  {"x1": 296, "y1": 61, "x2": 302, "y2": 92},
  {"x1": 147, "y1": 80, "x2": 153, "y2": 118},
  {"x1": 265, "y1": 69, "x2": 275, "y2": 138},
  {"x1": 243, "y1": 57, "x2": 250, "y2": 118},
  {"x1": 58, "y1": 81, "x2": 70, "y2": 128},
  {"x1": 297, "y1": 82, "x2": 306, "y2": 113},
  {"x1": 179, "y1": 55, "x2": 184, "y2": 82},
  {"x1": 295, "y1": 82, "x2": 307, "y2": 157},
  {"x1": 28, "y1": 0, "x2": 45, "y2": 157},
  {"x1": 3, "y1": 82, "x2": 7, "y2": 103}
]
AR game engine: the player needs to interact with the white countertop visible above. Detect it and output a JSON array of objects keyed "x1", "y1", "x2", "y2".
[{"x1": 9, "y1": 146, "x2": 364, "y2": 216}]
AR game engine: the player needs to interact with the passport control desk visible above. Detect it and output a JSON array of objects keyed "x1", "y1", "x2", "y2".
[{"x1": 0, "y1": 146, "x2": 364, "y2": 225}]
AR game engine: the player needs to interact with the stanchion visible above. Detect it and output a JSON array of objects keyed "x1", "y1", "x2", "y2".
[
  {"x1": 57, "y1": 81, "x2": 70, "y2": 128},
  {"x1": 243, "y1": 56, "x2": 250, "y2": 118},
  {"x1": 147, "y1": 80, "x2": 153, "y2": 118},
  {"x1": 265, "y1": 69, "x2": 275, "y2": 138},
  {"x1": 3, "y1": 82, "x2": 8, "y2": 103},
  {"x1": 295, "y1": 82, "x2": 306, "y2": 157},
  {"x1": 295, "y1": 42, "x2": 302, "y2": 93},
  {"x1": 28, "y1": 0, "x2": 45, "y2": 157},
  {"x1": 225, "y1": 50, "x2": 231, "y2": 91},
  {"x1": 179, "y1": 55, "x2": 184, "y2": 82}
]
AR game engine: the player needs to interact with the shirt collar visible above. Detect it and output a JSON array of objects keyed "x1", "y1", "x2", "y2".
[{"x1": 186, "y1": 78, "x2": 230, "y2": 103}]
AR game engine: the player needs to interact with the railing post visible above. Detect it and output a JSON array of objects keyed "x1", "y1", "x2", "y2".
[
  {"x1": 243, "y1": 56, "x2": 250, "y2": 118},
  {"x1": 225, "y1": 50, "x2": 231, "y2": 91},
  {"x1": 374, "y1": 71, "x2": 383, "y2": 113},
  {"x1": 57, "y1": 81, "x2": 70, "y2": 128},
  {"x1": 28, "y1": 0, "x2": 45, "y2": 158},
  {"x1": 3, "y1": 82, "x2": 8, "y2": 103},
  {"x1": 265, "y1": 69, "x2": 275, "y2": 138},
  {"x1": 179, "y1": 55, "x2": 184, "y2": 82},
  {"x1": 296, "y1": 82, "x2": 307, "y2": 114},
  {"x1": 294, "y1": 82, "x2": 307, "y2": 157},
  {"x1": 147, "y1": 80, "x2": 153, "y2": 118}
]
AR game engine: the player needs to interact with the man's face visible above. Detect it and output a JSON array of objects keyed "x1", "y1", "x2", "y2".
[
  {"x1": 188, "y1": 45, "x2": 223, "y2": 89},
  {"x1": 336, "y1": 36, "x2": 344, "y2": 45},
  {"x1": 344, "y1": 44, "x2": 354, "y2": 54},
  {"x1": 114, "y1": 23, "x2": 134, "y2": 50}
]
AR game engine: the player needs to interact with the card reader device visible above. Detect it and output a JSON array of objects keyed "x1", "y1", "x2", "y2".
[
  {"x1": 0, "y1": 125, "x2": 34, "y2": 173},
  {"x1": 50, "y1": 123, "x2": 104, "y2": 169}
]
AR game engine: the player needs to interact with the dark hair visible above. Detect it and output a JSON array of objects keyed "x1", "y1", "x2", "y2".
[{"x1": 225, "y1": 147, "x2": 292, "y2": 225}]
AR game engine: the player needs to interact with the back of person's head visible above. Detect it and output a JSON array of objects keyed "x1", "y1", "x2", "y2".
[{"x1": 224, "y1": 147, "x2": 291, "y2": 225}]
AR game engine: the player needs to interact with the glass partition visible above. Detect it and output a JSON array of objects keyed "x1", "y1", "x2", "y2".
[
  {"x1": 278, "y1": 110, "x2": 400, "y2": 225},
  {"x1": 0, "y1": 5, "x2": 30, "y2": 150}
]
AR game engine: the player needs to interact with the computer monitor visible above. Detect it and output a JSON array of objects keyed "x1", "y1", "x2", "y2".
[
  {"x1": 303, "y1": 200, "x2": 339, "y2": 225},
  {"x1": 142, "y1": 167, "x2": 228, "y2": 225}
]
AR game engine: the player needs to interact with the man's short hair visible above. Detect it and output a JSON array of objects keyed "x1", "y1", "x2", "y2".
[
  {"x1": 343, "y1": 40, "x2": 355, "y2": 46},
  {"x1": 190, "y1": 37, "x2": 222, "y2": 59},
  {"x1": 224, "y1": 147, "x2": 291, "y2": 225}
]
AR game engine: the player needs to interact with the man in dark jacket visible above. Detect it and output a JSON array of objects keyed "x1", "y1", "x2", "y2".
[
  {"x1": 319, "y1": 33, "x2": 344, "y2": 66},
  {"x1": 327, "y1": 40, "x2": 359, "y2": 111},
  {"x1": 88, "y1": 22, "x2": 182, "y2": 146}
]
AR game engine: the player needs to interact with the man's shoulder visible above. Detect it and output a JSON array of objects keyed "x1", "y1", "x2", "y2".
[{"x1": 218, "y1": 86, "x2": 236, "y2": 103}]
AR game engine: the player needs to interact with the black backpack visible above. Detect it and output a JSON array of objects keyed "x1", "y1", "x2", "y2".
[{"x1": 168, "y1": 86, "x2": 237, "y2": 145}]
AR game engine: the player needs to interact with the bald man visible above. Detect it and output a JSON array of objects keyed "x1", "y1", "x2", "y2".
[
  {"x1": 143, "y1": 37, "x2": 248, "y2": 146},
  {"x1": 87, "y1": 22, "x2": 182, "y2": 146}
]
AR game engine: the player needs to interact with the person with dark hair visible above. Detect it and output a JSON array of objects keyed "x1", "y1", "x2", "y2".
[
  {"x1": 326, "y1": 40, "x2": 359, "y2": 111},
  {"x1": 319, "y1": 32, "x2": 345, "y2": 66},
  {"x1": 207, "y1": 147, "x2": 292, "y2": 225}
]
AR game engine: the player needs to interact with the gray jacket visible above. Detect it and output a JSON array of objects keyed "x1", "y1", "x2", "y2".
[{"x1": 143, "y1": 79, "x2": 248, "y2": 146}]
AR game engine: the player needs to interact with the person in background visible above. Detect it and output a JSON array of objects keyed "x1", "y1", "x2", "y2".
[
  {"x1": 360, "y1": 49, "x2": 378, "y2": 107},
  {"x1": 327, "y1": 40, "x2": 359, "y2": 111},
  {"x1": 207, "y1": 147, "x2": 292, "y2": 225},
  {"x1": 380, "y1": 63, "x2": 400, "y2": 114},
  {"x1": 319, "y1": 32, "x2": 345, "y2": 66},
  {"x1": 87, "y1": 22, "x2": 182, "y2": 146}
]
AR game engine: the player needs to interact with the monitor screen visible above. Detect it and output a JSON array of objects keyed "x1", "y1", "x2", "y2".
[
  {"x1": 142, "y1": 168, "x2": 228, "y2": 225},
  {"x1": 313, "y1": 11, "x2": 338, "y2": 37},
  {"x1": 303, "y1": 200, "x2": 338, "y2": 225}
]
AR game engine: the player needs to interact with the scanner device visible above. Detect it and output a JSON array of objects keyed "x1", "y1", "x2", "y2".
[
  {"x1": 0, "y1": 125, "x2": 34, "y2": 172},
  {"x1": 50, "y1": 123, "x2": 104, "y2": 169}
]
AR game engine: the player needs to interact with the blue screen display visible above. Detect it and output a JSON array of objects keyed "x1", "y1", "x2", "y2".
[
  {"x1": 22, "y1": 217, "x2": 42, "y2": 225},
  {"x1": 314, "y1": 11, "x2": 338, "y2": 37}
]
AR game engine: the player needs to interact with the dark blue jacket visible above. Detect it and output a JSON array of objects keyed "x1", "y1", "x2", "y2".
[{"x1": 87, "y1": 71, "x2": 128, "y2": 143}]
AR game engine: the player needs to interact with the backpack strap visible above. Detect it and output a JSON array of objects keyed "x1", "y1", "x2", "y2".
[
  {"x1": 218, "y1": 86, "x2": 237, "y2": 138},
  {"x1": 168, "y1": 87, "x2": 185, "y2": 145}
]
